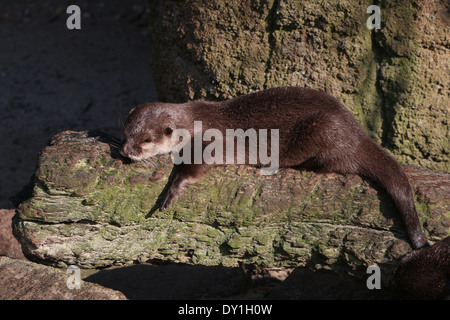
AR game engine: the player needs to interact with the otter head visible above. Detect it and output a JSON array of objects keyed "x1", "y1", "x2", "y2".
[{"x1": 120, "y1": 103, "x2": 179, "y2": 161}]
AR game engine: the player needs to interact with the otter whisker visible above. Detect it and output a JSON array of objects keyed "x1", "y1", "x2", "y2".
[
  {"x1": 109, "y1": 135, "x2": 122, "y2": 143},
  {"x1": 142, "y1": 158, "x2": 157, "y2": 169},
  {"x1": 139, "y1": 160, "x2": 150, "y2": 169},
  {"x1": 109, "y1": 138, "x2": 123, "y2": 146},
  {"x1": 117, "y1": 115, "x2": 125, "y2": 133}
]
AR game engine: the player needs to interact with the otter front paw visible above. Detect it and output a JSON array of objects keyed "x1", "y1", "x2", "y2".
[{"x1": 159, "y1": 190, "x2": 176, "y2": 211}]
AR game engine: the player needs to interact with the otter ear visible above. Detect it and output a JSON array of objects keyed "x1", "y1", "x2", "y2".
[{"x1": 164, "y1": 127, "x2": 173, "y2": 136}]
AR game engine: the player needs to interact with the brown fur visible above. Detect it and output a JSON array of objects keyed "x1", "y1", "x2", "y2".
[
  {"x1": 395, "y1": 237, "x2": 450, "y2": 299},
  {"x1": 121, "y1": 87, "x2": 428, "y2": 249}
]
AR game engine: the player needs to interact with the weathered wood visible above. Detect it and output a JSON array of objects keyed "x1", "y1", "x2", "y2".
[{"x1": 12, "y1": 131, "x2": 449, "y2": 286}]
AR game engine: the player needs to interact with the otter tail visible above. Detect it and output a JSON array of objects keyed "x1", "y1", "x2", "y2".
[{"x1": 357, "y1": 140, "x2": 429, "y2": 249}]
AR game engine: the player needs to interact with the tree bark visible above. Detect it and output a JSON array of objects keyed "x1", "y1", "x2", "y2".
[{"x1": 12, "y1": 131, "x2": 449, "y2": 286}]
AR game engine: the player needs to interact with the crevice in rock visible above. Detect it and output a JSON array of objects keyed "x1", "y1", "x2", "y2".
[
  {"x1": 263, "y1": 0, "x2": 280, "y2": 90},
  {"x1": 368, "y1": 0, "x2": 420, "y2": 151},
  {"x1": 371, "y1": 29, "x2": 392, "y2": 148},
  {"x1": 366, "y1": 0, "x2": 392, "y2": 149}
]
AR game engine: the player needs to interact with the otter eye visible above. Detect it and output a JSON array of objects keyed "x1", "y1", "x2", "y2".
[
  {"x1": 164, "y1": 127, "x2": 173, "y2": 135},
  {"x1": 144, "y1": 138, "x2": 152, "y2": 143}
]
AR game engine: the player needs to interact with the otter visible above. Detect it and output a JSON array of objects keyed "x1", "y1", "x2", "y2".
[
  {"x1": 120, "y1": 86, "x2": 428, "y2": 249},
  {"x1": 395, "y1": 237, "x2": 450, "y2": 299}
]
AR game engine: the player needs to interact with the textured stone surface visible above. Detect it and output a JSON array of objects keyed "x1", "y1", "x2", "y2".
[
  {"x1": 0, "y1": 209, "x2": 25, "y2": 259},
  {"x1": 147, "y1": 0, "x2": 449, "y2": 172},
  {"x1": 0, "y1": 256, "x2": 127, "y2": 300},
  {"x1": 12, "y1": 131, "x2": 450, "y2": 287}
]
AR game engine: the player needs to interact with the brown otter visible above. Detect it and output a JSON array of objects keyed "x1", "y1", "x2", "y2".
[
  {"x1": 395, "y1": 237, "x2": 450, "y2": 299},
  {"x1": 120, "y1": 86, "x2": 428, "y2": 249}
]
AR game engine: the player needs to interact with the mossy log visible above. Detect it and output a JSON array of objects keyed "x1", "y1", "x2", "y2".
[{"x1": 13, "y1": 131, "x2": 449, "y2": 286}]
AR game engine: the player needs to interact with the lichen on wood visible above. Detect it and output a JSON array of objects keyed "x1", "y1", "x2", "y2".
[{"x1": 12, "y1": 131, "x2": 449, "y2": 286}]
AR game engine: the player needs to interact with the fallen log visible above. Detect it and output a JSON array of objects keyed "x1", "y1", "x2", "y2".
[{"x1": 12, "y1": 131, "x2": 449, "y2": 286}]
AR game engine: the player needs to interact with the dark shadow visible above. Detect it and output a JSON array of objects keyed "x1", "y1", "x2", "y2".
[
  {"x1": 360, "y1": 176, "x2": 409, "y2": 239},
  {"x1": 146, "y1": 165, "x2": 179, "y2": 217},
  {"x1": 84, "y1": 262, "x2": 251, "y2": 300},
  {"x1": 83, "y1": 262, "x2": 402, "y2": 300},
  {"x1": 9, "y1": 175, "x2": 35, "y2": 208},
  {"x1": 0, "y1": 0, "x2": 157, "y2": 208},
  {"x1": 263, "y1": 267, "x2": 401, "y2": 300}
]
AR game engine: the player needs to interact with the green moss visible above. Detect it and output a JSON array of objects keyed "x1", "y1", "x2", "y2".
[
  {"x1": 100, "y1": 225, "x2": 120, "y2": 241},
  {"x1": 353, "y1": 48, "x2": 381, "y2": 140}
]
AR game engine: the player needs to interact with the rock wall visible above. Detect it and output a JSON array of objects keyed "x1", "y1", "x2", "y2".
[{"x1": 147, "y1": 0, "x2": 449, "y2": 172}]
